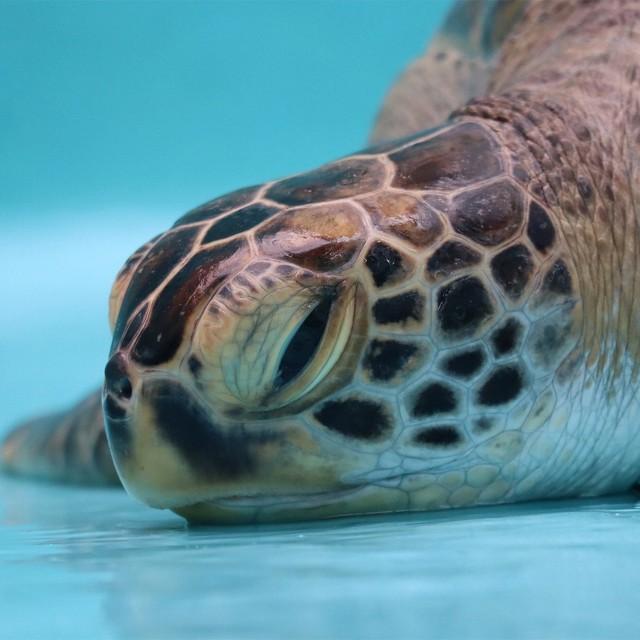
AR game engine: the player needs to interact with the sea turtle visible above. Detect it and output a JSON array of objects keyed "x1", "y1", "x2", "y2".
[{"x1": 3, "y1": 0, "x2": 640, "y2": 524}]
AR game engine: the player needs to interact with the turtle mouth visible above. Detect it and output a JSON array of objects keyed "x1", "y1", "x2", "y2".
[
  {"x1": 170, "y1": 470, "x2": 417, "y2": 524},
  {"x1": 205, "y1": 484, "x2": 365, "y2": 508},
  {"x1": 171, "y1": 484, "x2": 369, "y2": 524}
]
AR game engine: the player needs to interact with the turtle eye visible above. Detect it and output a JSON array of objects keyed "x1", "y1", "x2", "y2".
[
  {"x1": 192, "y1": 270, "x2": 364, "y2": 415},
  {"x1": 274, "y1": 293, "x2": 335, "y2": 390}
]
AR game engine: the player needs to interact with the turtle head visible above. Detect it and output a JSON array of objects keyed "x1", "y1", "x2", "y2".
[
  {"x1": 104, "y1": 122, "x2": 582, "y2": 523},
  {"x1": 102, "y1": 179, "x2": 393, "y2": 523}
]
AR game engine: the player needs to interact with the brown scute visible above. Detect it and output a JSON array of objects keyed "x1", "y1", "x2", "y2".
[
  {"x1": 265, "y1": 157, "x2": 387, "y2": 207},
  {"x1": 426, "y1": 240, "x2": 482, "y2": 281},
  {"x1": 490, "y1": 244, "x2": 534, "y2": 301},
  {"x1": 491, "y1": 317, "x2": 522, "y2": 356},
  {"x1": 527, "y1": 200, "x2": 556, "y2": 253},
  {"x1": 256, "y1": 202, "x2": 365, "y2": 271},
  {"x1": 173, "y1": 185, "x2": 260, "y2": 227},
  {"x1": 364, "y1": 241, "x2": 412, "y2": 288},
  {"x1": 390, "y1": 122, "x2": 502, "y2": 190},
  {"x1": 111, "y1": 227, "x2": 199, "y2": 352},
  {"x1": 314, "y1": 397, "x2": 391, "y2": 440},
  {"x1": 542, "y1": 259, "x2": 573, "y2": 296},
  {"x1": 203, "y1": 203, "x2": 280, "y2": 243},
  {"x1": 132, "y1": 239, "x2": 247, "y2": 366},
  {"x1": 372, "y1": 290, "x2": 425, "y2": 326},
  {"x1": 450, "y1": 179, "x2": 524, "y2": 246},
  {"x1": 413, "y1": 425, "x2": 462, "y2": 447},
  {"x1": 360, "y1": 192, "x2": 444, "y2": 247},
  {"x1": 363, "y1": 339, "x2": 420, "y2": 382},
  {"x1": 436, "y1": 276, "x2": 494, "y2": 337},
  {"x1": 477, "y1": 365, "x2": 523, "y2": 406},
  {"x1": 411, "y1": 382, "x2": 457, "y2": 417}
]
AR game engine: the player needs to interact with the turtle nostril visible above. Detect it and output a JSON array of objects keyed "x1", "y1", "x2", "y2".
[
  {"x1": 114, "y1": 376, "x2": 132, "y2": 400},
  {"x1": 105, "y1": 353, "x2": 133, "y2": 401}
]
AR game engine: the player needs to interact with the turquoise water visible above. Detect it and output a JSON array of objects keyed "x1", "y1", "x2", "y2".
[
  {"x1": 2, "y1": 476, "x2": 640, "y2": 640},
  {"x1": 2, "y1": 2, "x2": 640, "y2": 638}
]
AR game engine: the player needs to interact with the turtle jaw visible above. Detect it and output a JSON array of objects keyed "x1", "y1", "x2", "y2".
[
  {"x1": 172, "y1": 483, "x2": 412, "y2": 525},
  {"x1": 102, "y1": 363, "x2": 360, "y2": 518}
]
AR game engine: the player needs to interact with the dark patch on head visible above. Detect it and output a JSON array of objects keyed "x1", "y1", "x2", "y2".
[
  {"x1": 147, "y1": 379, "x2": 275, "y2": 478},
  {"x1": 491, "y1": 318, "x2": 522, "y2": 356},
  {"x1": 274, "y1": 293, "x2": 334, "y2": 390},
  {"x1": 426, "y1": 240, "x2": 482, "y2": 281},
  {"x1": 542, "y1": 259, "x2": 572, "y2": 296},
  {"x1": 203, "y1": 203, "x2": 280, "y2": 243},
  {"x1": 256, "y1": 202, "x2": 365, "y2": 271},
  {"x1": 360, "y1": 193, "x2": 444, "y2": 248},
  {"x1": 413, "y1": 425, "x2": 462, "y2": 447},
  {"x1": 173, "y1": 185, "x2": 260, "y2": 227},
  {"x1": 390, "y1": 122, "x2": 502, "y2": 190},
  {"x1": 441, "y1": 348, "x2": 485, "y2": 379},
  {"x1": 363, "y1": 339, "x2": 419, "y2": 382},
  {"x1": 437, "y1": 276, "x2": 494, "y2": 336},
  {"x1": 364, "y1": 241, "x2": 411, "y2": 288},
  {"x1": 411, "y1": 382, "x2": 457, "y2": 417},
  {"x1": 132, "y1": 239, "x2": 246, "y2": 366},
  {"x1": 314, "y1": 397, "x2": 391, "y2": 440},
  {"x1": 111, "y1": 227, "x2": 199, "y2": 353},
  {"x1": 266, "y1": 157, "x2": 386, "y2": 207},
  {"x1": 527, "y1": 201, "x2": 555, "y2": 253},
  {"x1": 372, "y1": 290, "x2": 425, "y2": 326},
  {"x1": 450, "y1": 179, "x2": 524, "y2": 246},
  {"x1": 490, "y1": 244, "x2": 534, "y2": 301},
  {"x1": 477, "y1": 365, "x2": 523, "y2": 406}
]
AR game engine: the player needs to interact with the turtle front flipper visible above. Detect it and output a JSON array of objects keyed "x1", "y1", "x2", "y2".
[{"x1": 1, "y1": 389, "x2": 120, "y2": 486}]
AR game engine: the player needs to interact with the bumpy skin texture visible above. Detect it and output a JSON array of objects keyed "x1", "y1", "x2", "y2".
[{"x1": 3, "y1": 0, "x2": 640, "y2": 523}]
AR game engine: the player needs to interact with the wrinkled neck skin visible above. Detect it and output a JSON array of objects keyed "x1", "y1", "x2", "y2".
[{"x1": 461, "y1": 0, "x2": 640, "y2": 370}]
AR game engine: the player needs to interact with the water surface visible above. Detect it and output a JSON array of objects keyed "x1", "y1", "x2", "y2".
[{"x1": 2, "y1": 476, "x2": 639, "y2": 639}]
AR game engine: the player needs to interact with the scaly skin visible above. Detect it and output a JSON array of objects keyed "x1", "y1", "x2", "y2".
[{"x1": 3, "y1": 0, "x2": 640, "y2": 523}]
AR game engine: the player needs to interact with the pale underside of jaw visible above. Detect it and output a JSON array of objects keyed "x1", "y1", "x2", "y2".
[{"x1": 169, "y1": 472, "x2": 436, "y2": 524}]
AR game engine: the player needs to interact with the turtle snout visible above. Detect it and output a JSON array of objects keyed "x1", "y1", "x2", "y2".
[
  {"x1": 102, "y1": 351, "x2": 137, "y2": 477},
  {"x1": 103, "y1": 351, "x2": 135, "y2": 449},
  {"x1": 104, "y1": 352, "x2": 133, "y2": 405}
]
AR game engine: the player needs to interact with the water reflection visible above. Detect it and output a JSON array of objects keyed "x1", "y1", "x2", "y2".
[{"x1": 2, "y1": 475, "x2": 640, "y2": 639}]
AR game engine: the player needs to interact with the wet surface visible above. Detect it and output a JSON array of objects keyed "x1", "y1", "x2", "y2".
[{"x1": 1, "y1": 476, "x2": 640, "y2": 639}]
